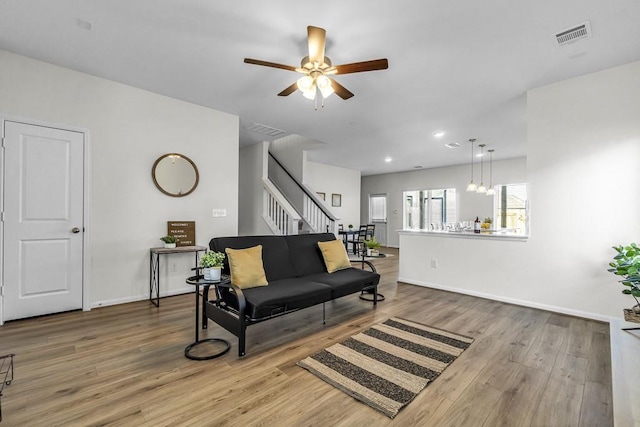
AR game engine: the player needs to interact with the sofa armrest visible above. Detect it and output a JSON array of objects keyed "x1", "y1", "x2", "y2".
[{"x1": 350, "y1": 258, "x2": 377, "y2": 273}]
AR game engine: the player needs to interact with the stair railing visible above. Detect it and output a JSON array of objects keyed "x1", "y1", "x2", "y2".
[{"x1": 268, "y1": 152, "x2": 338, "y2": 234}]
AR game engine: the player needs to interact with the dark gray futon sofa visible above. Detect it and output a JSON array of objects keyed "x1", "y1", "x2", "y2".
[{"x1": 204, "y1": 233, "x2": 380, "y2": 356}]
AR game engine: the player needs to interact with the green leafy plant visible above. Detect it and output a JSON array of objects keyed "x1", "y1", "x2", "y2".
[
  {"x1": 348, "y1": 224, "x2": 354, "y2": 229},
  {"x1": 483, "y1": 217, "x2": 493, "y2": 224},
  {"x1": 365, "y1": 237, "x2": 381, "y2": 250},
  {"x1": 607, "y1": 243, "x2": 640, "y2": 312},
  {"x1": 160, "y1": 235, "x2": 176, "y2": 244},
  {"x1": 200, "y1": 251, "x2": 225, "y2": 268}
]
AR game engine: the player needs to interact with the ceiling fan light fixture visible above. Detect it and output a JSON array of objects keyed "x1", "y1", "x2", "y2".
[
  {"x1": 297, "y1": 75, "x2": 314, "y2": 92},
  {"x1": 316, "y1": 75, "x2": 334, "y2": 98},
  {"x1": 302, "y1": 86, "x2": 316, "y2": 100}
]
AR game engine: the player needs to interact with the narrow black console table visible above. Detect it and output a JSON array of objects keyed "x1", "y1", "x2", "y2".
[
  {"x1": 184, "y1": 275, "x2": 231, "y2": 360},
  {"x1": 149, "y1": 245, "x2": 207, "y2": 307}
]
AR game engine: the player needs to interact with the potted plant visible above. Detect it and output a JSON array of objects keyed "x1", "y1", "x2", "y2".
[
  {"x1": 607, "y1": 242, "x2": 640, "y2": 323},
  {"x1": 200, "y1": 250, "x2": 225, "y2": 281},
  {"x1": 160, "y1": 235, "x2": 177, "y2": 248},
  {"x1": 364, "y1": 237, "x2": 381, "y2": 257},
  {"x1": 481, "y1": 217, "x2": 492, "y2": 231},
  {"x1": 348, "y1": 224, "x2": 354, "y2": 230}
]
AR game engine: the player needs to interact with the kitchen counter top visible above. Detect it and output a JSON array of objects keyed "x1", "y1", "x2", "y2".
[{"x1": 397, "y1": 229, "x2": 528, "y2": 242}]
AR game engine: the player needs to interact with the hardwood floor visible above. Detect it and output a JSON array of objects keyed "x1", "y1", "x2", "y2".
[{"x1": 0, "y1": 248, "x2": 613, "y2": 426}]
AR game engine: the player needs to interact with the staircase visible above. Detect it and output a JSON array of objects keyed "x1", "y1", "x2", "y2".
[{"x1": 265, "y1": 152, "x2": 338, "y2": 235}]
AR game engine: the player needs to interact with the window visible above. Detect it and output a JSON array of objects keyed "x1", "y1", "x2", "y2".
[
  {"x1": 496, "y1": 183, "x2": 527, "y2": 235},
  {"x1": 369, "y1": 194, "x2": 387, "y2": 222},
  {"x1": 403, "y1": 188, "x2": 456, "y2": 230}
]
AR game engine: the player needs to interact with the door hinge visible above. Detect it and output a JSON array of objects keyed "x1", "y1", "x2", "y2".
[
  {"x1": 1, "y1": 137, "x2": 4, "y2": 148},
  {"x1": 0, "y1": 285, "x2": 3, "y2": 297},
  {"x1": 0, "y1": 211, "x2": 4, "y2": 222}
]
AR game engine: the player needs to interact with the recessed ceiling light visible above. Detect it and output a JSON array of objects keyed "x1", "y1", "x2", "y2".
[
  {"x1": 413, "y1": 165, "x2": 423, "y2": 169},
  {"x1": 433, "y1": 131, "x2": 445, "y2": 138},
  {"x1": 445, "y1": 142, "x2": 460, "y2": 149},
  {"x1": 384, "y1": 157, "x2": 392, "y2": 163}
]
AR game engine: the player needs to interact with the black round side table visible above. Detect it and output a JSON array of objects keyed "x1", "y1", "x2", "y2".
[{"x1": 184, "y1": 276, "x2": 231, "y2": 360}]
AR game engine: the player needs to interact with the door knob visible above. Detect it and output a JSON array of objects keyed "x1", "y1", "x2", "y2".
[{"x1": 72, "y1": 227, "x2": 81, "y2": 234}]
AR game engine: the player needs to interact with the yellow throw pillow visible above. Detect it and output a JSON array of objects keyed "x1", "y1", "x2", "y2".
[
  {"x1": 318, "y1": 240, "x2": 351, "y2": 273},
  {"x1": 225, "y1": 245, "x2": 268, "y2": 289}
]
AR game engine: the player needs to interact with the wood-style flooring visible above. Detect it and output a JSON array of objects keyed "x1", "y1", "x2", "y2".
[{"x1": 0, "y1": 248, "x2": 613, "y2": 426}]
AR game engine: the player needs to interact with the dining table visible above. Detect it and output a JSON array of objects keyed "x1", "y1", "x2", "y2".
[{"x1": 338, "y1": 229, "x2": 359, "y2": 254}]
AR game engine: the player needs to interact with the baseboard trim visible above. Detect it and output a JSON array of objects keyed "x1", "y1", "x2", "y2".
[
  {"x1": 91, "y1": 286, "x2": 192, "y2": 309},
  {"x1": 398, "y1": 277, "x2": 613, "y2": 323}
]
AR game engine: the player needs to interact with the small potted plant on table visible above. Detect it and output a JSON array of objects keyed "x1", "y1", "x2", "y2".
[
  {"x1": 364, "y1": 237, "x2": 381, "y2": 257},
  {"x1": 607, "y1": 242, "x2": 640, "y2": 323},
  {"x1": 160, "y1": 235, "x2": 177, "y2": 248},
  {"x1": 200, "y1": 251, "x2": 225, "y2": 281}
]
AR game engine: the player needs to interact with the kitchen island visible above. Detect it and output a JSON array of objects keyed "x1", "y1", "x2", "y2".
[{"x1": 398, "y1": 229, "x2": 537, "y2": 310}]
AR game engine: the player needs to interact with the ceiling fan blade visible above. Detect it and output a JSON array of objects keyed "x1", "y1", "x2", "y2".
[
  {"x1": 331, "y1": 79, "x2": 354, "y2": 100},
  {"x1": 244, "y1": 58, "x2": 297, "y2": 72},
  {"x1": 333, "y1": 58, "x2": 389, "y2": 75},
  {"x1": 277, "y1": 82, "x2": 298, "y2": 97},
  {"x1": 307, "y1": 26, "x2": 326, "y2": 64}
]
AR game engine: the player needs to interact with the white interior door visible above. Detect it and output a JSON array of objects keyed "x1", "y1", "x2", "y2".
[
  {"x1": 369, "y1": 194, "x2": 387, "y2": 246},
  {"x1": 2, "y1": 121, "x2": 84, "y2": 321}
]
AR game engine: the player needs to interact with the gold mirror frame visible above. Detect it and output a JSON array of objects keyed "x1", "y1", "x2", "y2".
[{"x1": 151, "y1": 153, "x2": 199, "y2": 197}]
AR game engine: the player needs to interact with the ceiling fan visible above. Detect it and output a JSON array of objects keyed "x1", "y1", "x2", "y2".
[{"x1": 244, "y1": 26, "x2": 388, "y2": 102}]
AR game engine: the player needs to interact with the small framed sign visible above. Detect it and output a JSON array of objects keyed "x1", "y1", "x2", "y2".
[
  {"x1": 317, "y1": 192, "x2": 325, "y2": 201},
  {"x1": 332, "y1": 193, "x2": 342, "y2": 207},
  {"x1": 167, "y1": 221, "x2": 196, "y2": 247}
]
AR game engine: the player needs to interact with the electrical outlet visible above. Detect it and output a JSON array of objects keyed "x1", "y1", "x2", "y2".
[
  {"x1": 431, "y1": 258, "x2": 438, "y2": 268},
  {"x1": 170, "y1": 263, "x2": 177, "y2": 272},
  {"x1": 212, "y1": 208, "x2": 227, "y2": 217}
]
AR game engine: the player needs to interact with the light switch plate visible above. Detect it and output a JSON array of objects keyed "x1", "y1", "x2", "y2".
[{"x1": 212, "y1": 208, "x2": 227, "y2": 217}]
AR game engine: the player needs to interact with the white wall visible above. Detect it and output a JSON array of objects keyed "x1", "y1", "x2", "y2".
[
  {"x1": 361, "y1": 158, "x2": 526, "y2": 247},
  {"x1": 305, "y1": 161, "x2": 361, "y2": 228},
  {"x1": 524, "y1": 60, "x2": 640, "y2": 318},
  {"x1": 238, "y1": 142, "x2": 273, "y2": 236},
  {"x1": 0, "y1": 49, "x2": 239, "y2": 309}
]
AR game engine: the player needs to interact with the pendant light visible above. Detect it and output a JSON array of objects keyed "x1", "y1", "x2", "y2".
[
  {"x1": 465, "y1": 138, "x2": 477, "y2": 192},
  {"x1": 486, "y1": 149, "x2": 496, "y2": 196},
  {"x1": 476, "y1": 144, "x2": 487, "y2": 193}
]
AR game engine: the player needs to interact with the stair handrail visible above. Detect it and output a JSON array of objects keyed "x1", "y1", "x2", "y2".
[
  {"x1": 262, "y1": 178, "x2": 301, "y2": 235},
  {"x1": 268, "y1": 152, "x2": 338, "y2": 221}
]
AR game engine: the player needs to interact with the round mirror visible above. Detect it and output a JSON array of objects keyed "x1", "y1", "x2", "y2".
[{"x1": 152, "y1": 153, "x2": 199, "y2": 197}]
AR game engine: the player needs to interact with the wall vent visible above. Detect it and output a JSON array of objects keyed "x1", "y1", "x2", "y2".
[
  {"x1": 555, "y1": 21, "x2": 591, "y2": 46},
  {"x1": 244, "y1": 122, "x2": 286, "y2": 137}
]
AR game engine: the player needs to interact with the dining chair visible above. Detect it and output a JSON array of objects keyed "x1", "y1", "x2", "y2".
[
  {"x1": 354, "y1": 225, "x2": 368, "y2": 255},
  {"x1": 366, "y1": 224, "x2": 375, "y2": 241}
]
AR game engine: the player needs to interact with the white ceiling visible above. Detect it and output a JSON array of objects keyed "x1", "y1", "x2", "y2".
[{"x1": 1, "y1": 0, "x2": 639, "y2": 175}]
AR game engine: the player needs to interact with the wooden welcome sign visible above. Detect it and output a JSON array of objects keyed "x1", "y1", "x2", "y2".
[{"x1": 167, "y1": 221, "x2": 196, "y2": 247}]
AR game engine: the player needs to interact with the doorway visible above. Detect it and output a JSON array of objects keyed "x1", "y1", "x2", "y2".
[
  {"x1": 368, "y1": 193, "x2": 387, "y2": 246},
  {"x1": 1, "y1": 118, "x2": 88, "y2": 322}
]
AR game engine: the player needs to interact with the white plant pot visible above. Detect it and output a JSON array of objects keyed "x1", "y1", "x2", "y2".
[
  {"x1": 204, "y1": 267, "x2": 222, "y2": 281},
  {"x1": 164, "y1": 242, "x2": 176, "y2": 248},
  {"x1": 367, "y1": 248, "x2": 372, "y2": 256},
  {"x1": 371, "y1": 249, "x2": 379, "y2": 257}
]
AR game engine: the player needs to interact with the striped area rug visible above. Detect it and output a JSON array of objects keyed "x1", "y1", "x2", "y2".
[{"x1": 297, "y1": 317, "x2": 474, "y2": 418}]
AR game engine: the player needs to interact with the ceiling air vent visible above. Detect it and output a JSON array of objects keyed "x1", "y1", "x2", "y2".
[
  {"x1": 244, "y1": 122, "x2": 286, "y2": 137},
  {"x1": 555, "y1": 21, "x2": 591, "y2": 47}
]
